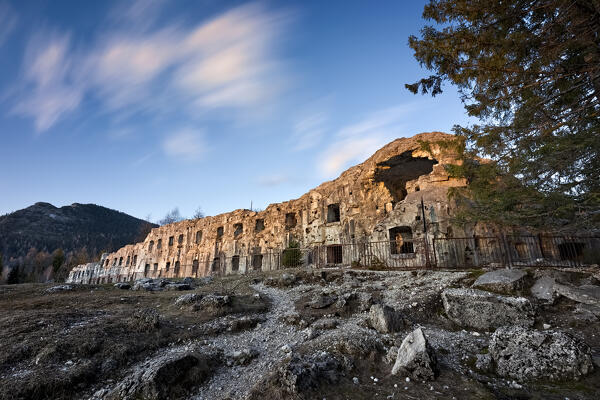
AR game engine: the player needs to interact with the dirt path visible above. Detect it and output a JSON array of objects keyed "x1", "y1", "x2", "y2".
[{"x1": 192, "y1": 283, "x2": 306, "y2": 400}]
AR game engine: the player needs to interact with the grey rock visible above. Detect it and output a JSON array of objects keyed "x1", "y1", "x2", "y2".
[
  {"x1": 531, "y1": 276, "x2": 556, "y2": 302},
  {"x1": 441, "y1": 288, "x2": 534, "y2": 331},
  {"x1": 309, "y1": 293, "x2": 336, "y2": 309},
  {"x1": 574, "y1": 303, "x2": 600, "y2": 322},
  {"x1": 368, "y1": 304, "x2": 405, "y2": 333},
  {"x1": 114, "y1": 282, "x2": 131, "y2": 290},
  {"x1": 391, "y1": 328, "x2": 437, "y2": 381},
  {"x1": 280, "y1": 273, "x2": 296, "y2": 286},
  {"x1": 174, "y1": 293, "x2": 202, "y2": 306},
  {"x1": 227, "y1": 316, "x2": 264, "y2": 332},
  {"x1": 195, "y1": 294, "x2": 231, "y2": 312},
  {"x1": 489, "y1": 326, "x2": 594, "y2": 381},
  {"x1": 473, "y1": 269, "x2": 527, "y2": 293},
  {"x1": 165, "y1": 283, "x2": 193, "y2": 291},
  {"x1": 45, "y1": 284, "x2": 73, "y2": 293},
  {"x1": 276, "y1": 353, "x2": 341, "y2": 394},
  {"x1": 555, "y1": 283, "x2": 600, "y2": 306},
  {"x1": 182, "y1": 277, "x2": 194, "y2": 285},
  {"x1": 385, "y1": 346, "x2": 399, "y2": 364},
  {"x1": 132, "y1": 279, "x2": 164, "y2": 292}
]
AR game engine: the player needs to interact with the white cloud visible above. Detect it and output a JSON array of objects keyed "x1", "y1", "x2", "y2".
[
  {"x1": 0, "y1": 1, "x2": 18, "y2": 47},
  {"x1": 163, "y1": 129, "x2": 205, "y2": 161},
  {"x1": 12, "y1": 34, "x2": 84, "y2": 132},
  {"x1": 317, "y1": 104, "x2": 416, "y2": 178},
  {"x1": 13, "y1": 2, "x2": 292, "y2": 131}
]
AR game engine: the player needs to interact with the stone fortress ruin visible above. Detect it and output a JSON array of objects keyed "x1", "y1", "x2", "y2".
[{"x1": 67, "y1": 132, "x2": 597, "y2": 284}]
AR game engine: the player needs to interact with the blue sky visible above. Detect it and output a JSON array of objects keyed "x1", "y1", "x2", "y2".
[{"x1": 0, "y1": 0, "x2": 471, "y2": 221}]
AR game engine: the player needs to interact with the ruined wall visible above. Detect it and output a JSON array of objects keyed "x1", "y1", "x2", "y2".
[{"x1": 67, "y1": 132, "x2": 468, "y2": 284}]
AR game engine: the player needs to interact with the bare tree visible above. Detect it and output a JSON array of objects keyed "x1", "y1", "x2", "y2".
[
  {"x1": 192, "y1": 206, "x2": 205, "y2": 219},
  {"x1": 158, "y1": 208, "x2": 183, "y2": 226}
]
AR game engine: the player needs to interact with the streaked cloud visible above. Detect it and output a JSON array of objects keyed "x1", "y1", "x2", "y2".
[
  {"x1": 317, "y1": 104, "x2": 416, "y2": 178},
  {"x1": 12, "y1": 34, "x2": 84, "y2": 132},
  {"x1": 291, "y1": 112, "x2": 327, "y2": 151},
  {"x1": 12, "y1": 2, "x2": 292, "y2": 132},
  {"x1": 0, "y1": 1, "x2": 18, "y2": 47},
  {"x1": 163, "y1": 129, "x2": 206, "y2": 161}
]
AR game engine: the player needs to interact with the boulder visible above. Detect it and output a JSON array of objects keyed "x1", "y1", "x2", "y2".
[
  {"x1": 368, "y1": 304, "x2": 405, "y2": 333},
  {"x1": 441, "y1": 288, "x2": 534, "y2": 331},
  {"x1": 489, "y1": 326, "x2": 594, "y2": 381},
  {"x1": 473, "y1": 269, "x2": 527, "y2": 293},
  {"x1": 391, "y1": 328, "x2": 437, "y2": 381},
  {"x1": 554, "y1": 283, "x2": 600, "y2": 306},
  {"x1": 531, "y1": 276, "x2": 556, "y2": 302}
]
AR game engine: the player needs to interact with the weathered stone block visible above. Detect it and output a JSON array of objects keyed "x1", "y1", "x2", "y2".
[
  {"x1": 441, "y1": 288, "x2": 534, "y2": 331},
  {"x1": 472, "y1": 269, "x2": 527, "y2": 294},
  {"x1": 489, "y1": 326, "x2": 594, "y2": 381}
]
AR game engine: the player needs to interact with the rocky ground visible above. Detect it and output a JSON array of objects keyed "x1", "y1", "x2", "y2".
[{"x1": 1, "y1": 266, "x2": 599, "y2": 400}]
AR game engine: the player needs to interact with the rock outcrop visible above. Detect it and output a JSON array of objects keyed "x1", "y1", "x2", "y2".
[
  {"x1": 105, "y1": 348, "x2": 221, "y2": 400},
  {"x1": 441, "y1": 288, "x2": 535, "y2": 331},
  {"x1": 489, "y1": 326, "x2": 594, "y2": 381}
]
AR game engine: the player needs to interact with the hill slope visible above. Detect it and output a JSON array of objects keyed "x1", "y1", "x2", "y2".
[{"x1": 0, "y1": 202, "x2": 155, "y2": 263}]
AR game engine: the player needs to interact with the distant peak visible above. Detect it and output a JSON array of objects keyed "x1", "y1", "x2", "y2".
[{"x1": 33, "y1": 202, "x2": 55, "y2": 208}]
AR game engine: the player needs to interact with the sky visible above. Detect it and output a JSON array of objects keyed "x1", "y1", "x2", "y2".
[{"x1": 0, "y1": 0, "x2": 472, "y2": 221}]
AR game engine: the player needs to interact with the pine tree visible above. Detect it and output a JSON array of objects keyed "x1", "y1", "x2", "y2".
[{"x1": 408, "y1": 0, "x2": 600, "y2": 230}]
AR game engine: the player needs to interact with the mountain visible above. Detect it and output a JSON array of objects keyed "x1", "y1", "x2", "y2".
[{"x1": 0, "y1": 202, "x2": 156, "y2": 264}]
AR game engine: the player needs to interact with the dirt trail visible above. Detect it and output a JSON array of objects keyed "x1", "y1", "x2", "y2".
[{"x1": 193, "y1": 283, "x2": 306, "y2": 400}]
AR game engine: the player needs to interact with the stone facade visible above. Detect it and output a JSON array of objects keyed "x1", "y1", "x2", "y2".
[{"x1": 68, "y1": 132, "x2": 469, "y2": 284}]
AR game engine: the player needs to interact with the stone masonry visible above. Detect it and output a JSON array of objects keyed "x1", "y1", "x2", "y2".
[{"x1": 68, "y1": 132, "x2": 469, "y2": 284}]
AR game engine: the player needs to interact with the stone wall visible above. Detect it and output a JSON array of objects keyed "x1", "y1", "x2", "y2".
[{"x1": 67, "y1": 132, "x2": 469, "y2": 284}]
